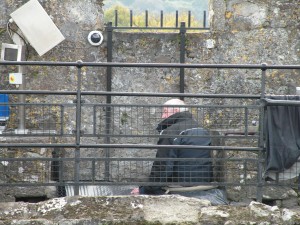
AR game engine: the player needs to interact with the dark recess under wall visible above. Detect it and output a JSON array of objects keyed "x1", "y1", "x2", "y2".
[{"x1": 15, "y1": 196, "x2": 48, "y2": 203}]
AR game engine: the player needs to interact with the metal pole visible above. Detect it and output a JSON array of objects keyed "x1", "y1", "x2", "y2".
[
  {"x1": 160, "y1": 10, "x2": 163, "y2": 27},
  {"x1": 130, "y1": 10, "x2": 133, "y2": 27},
  {"x1": 145, "y1": 10, "x2": 148, "y2": 27},
  {"x1": 175, "y1": 11, "x2": 178, "y2": 28},
  {"x1": 115, "y1": 10, "x2": 118, "y2": 27},
  {"x1": 256, "y1": 63, "x2": 267, "y2": 202},
  {"x1": 17, "y1": 65, "x2": 25, "y2": 131},
  {"x1": 179, "y1": 22, "x2": 186, "y2": 100},
  {"x1": 203, "y1": 11, "x2": 207, "y2": 28},
  {"x1": 105, "y1": 22, "x2": 113, "y2": 181},
  {"x1": 74, "y1": 60, "x2": 83, "y2": 195}
]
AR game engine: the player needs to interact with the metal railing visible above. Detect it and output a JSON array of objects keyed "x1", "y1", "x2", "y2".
[
  {"x1": 110, "y1": 9, "x2": 209, "y2": 30},
  {"x1": 0, "y1": 60, "x2": 299, "y2": 202}
]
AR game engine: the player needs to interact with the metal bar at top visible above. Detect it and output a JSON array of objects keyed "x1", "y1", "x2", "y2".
[
  {"x1": 106, "y1": 26, "x2": 209, "y2": 30},
  {"x1": 1, "y1": 61, "x2": 299, "y2": 70},
  {"x1": 203, "y1": 11, "x2": 207, "y2": 28}
]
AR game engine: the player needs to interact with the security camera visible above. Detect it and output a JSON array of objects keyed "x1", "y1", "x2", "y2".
[{"x1": 87, "y1": 31, "x2": 103, "y2": 46}]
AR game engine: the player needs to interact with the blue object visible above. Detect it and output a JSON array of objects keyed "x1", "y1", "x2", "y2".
[{"x1": 0, "y1": 94, "x2": 10, "y2": 119}]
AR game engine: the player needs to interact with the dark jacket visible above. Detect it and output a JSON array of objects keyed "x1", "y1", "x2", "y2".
[{"x1": 141, "y1": 111, "x2": 213, "y2": 194}]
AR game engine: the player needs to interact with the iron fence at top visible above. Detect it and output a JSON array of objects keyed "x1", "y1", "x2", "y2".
[{"x1": 109, "y1": 9, "x2": 209, "y2": 30}]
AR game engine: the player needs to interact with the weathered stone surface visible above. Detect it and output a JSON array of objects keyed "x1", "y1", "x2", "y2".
[{"x1": 0, "y1": 196, "x2": 300, "y2": 225}]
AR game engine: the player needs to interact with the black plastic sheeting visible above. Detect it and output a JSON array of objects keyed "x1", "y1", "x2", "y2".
[{"x1": 265, "y1": 96, "x2": 300, "y2": 172}]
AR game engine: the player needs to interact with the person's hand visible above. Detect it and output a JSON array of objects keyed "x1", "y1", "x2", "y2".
[{"x1": 131, "y1": 187, "x2": 140, "y2": 195}]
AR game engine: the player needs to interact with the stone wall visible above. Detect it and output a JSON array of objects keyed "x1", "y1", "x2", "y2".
[
  {"x1": 2, "y1": 0, "x2": 298, "y2": 95},
  {"x1": 0, "y1": 195, "x2": 300, "y2": 225},
  {"x1": 0, "y1": 0, "x2": 299, "y2": 206}
]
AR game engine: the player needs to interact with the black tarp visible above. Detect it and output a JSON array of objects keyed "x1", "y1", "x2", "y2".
[{"x1": 264, "y1": 96, "x2": 300, "y2": 172}]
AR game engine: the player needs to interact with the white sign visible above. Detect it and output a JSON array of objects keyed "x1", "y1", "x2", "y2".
[
  {"x1": 9, "y1": 73, "x2": 22, "y2": 84},
  {"x1": 10, "y1": 0, "x2": 65, "y2": 56}
]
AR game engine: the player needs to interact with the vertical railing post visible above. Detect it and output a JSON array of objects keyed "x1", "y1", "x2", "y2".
[
  {"x1": 17, "y1": 50, "x2": 26, "y2": 134},
  {"x1": 145, "y1": 10, "x2": 148, "y2": 27},
  {"x1": 160, "y1": 10, "x2": 163, "y2": 27},
  {"x1": 130, "y1": 10, "x2": 133, "y2": 27},
  {"x1": 260, "y1": 64, "x2": 266, "y2": 99},
  {"x1": 52, "y1": 146, "x2": 65, "y2": 197},
  {"x1": 257, "y1": 63, "x2": 267, "y2": 202},
  {"x1": 74, "y1": 60, "x2": 83, "y2": 196},
  {"x1": 175, "y1": 11, "x2": 178, "y2": 28},
  {"x1": 115, "y1": 10, "x2": 118, "y2": 27},
  {"x1": 58, "y1": 156, "x2": 65, "y2": 196},
  {"x1": 203, "y1": 11, "x2": 207, "y2": 28},
  {"x1": 244, "y1": 107, "x2": 249, "y2": 136},
  {"x1": 179, "y1": 22, "x2": 186, "y2": 99},
  {"x1": 105, "y1": 22, "x2": 113, "y2": 181},
  {"x1": 18, "y1": 65, "x2": 25, "y2": 131}
]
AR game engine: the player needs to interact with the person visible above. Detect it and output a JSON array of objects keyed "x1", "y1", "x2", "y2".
[{"x1": 131, "y1": 98, "x2": 228, "y2": 205}]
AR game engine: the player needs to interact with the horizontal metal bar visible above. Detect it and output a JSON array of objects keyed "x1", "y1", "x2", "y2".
[
  {"x1": 0, "y1": 183, "x2": 66, "y2": 187},
  {"x1": 81, "y1": 134, "x2": 259, "y2": 138},
  {"x1": 107, "y1": 26, "x2": 210, "y2": 30},
  {"x1": 262, "y1": 99, "x2": 300, "y2": 106},
  {"x1": 0, "y1": 103, "x2": 72, "y2": 107},
  {"x1": 0, "y1": 134, "x2": 69, "y2": 137},
  {"x1": 0, "y1": 90, "x2": 261, "y2": 99},
  {"x1": 63, "y1": 182, "x2": 257, "y2": 187},
  {"x1": 89, "y1": 102, "x2": 260, "y2": 107},
  {"x1": 83, "y1": 92, "x2": 261, "y2": 99},
  {"x1": 0, "y1": 181, "x2": 259, "y2": 187},
  {"x1": 0, "y1": 133, "x2": 258, "y2": 139},
  {"x1": 1, "y1": 131, "x2": 259, "y2": 139},
  {"x1": 0, "y1": 157, "x2": 258, "y2": 162},
  {"x1": 1, "y1": 61, "x2": 300, "y2": 70},
  {"x1": 0, "y1": 90, "x2": 77, "y2": 95},
  {"x1": 0, "y1": 143, "x2": 263, "y2": 151}
]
